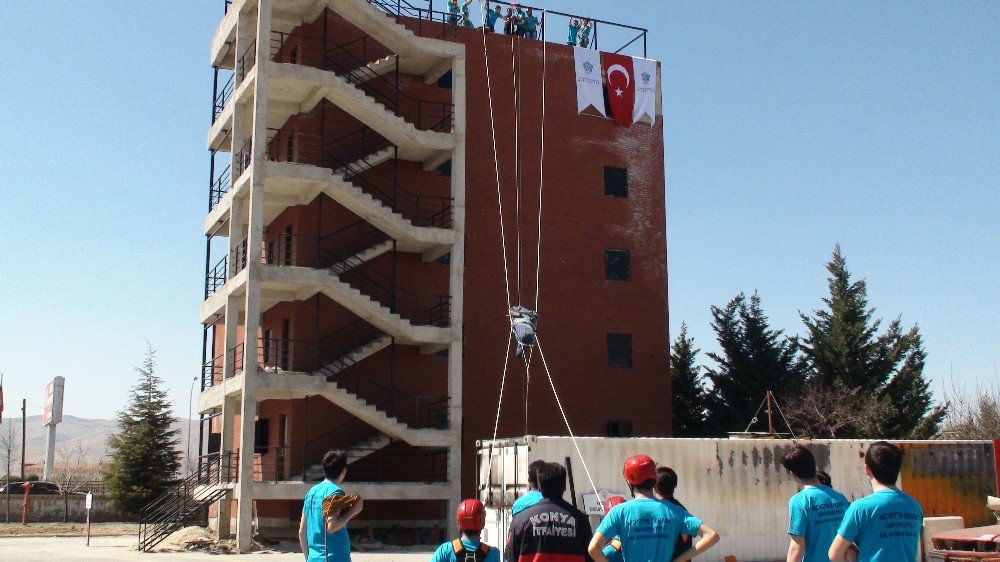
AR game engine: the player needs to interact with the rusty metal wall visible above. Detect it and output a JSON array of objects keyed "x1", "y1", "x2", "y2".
[{"x1": 478, "y1": 437, "x2": 997, "y2": 562}]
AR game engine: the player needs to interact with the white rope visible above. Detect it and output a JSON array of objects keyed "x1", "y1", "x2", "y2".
[
  {"x1": 534, "y1": 14, "x2": 547, "y2": 312},
  {"x1": 486, "y1": 331, "x2": 514, "y2": 503},
  {"x1": 481, "y1": 3, "x2": 513, "y2": 312},
  {"x1": 513, "y1": 35, "x2": 523, "y2": 305},
  {"x1": 743, "y1": 395, "x2": 769, "y2": 433},
  {"x1": 535, "y1": 338, "x2": 600, "y2": 502}
]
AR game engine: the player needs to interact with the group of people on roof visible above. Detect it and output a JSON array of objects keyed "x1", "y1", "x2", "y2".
[
  {"x1": 297, "y1": 440, "x2": 928, "y2": 562},
  {"x1": 445, "y1": 1, "x2": 592, "y2": 46}
]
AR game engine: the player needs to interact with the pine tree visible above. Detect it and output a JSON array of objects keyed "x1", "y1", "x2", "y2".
[
  {"x1": 670, "y1": 323, "x2": 710, "y2": 436},
  {"x1": 104, "y1": 345, "x2": 182, "y2": 515},
  {"x1": 799, "y1": 246, "x2": 945, "y2": 438},
  {"x1": 704, "y1": 293, "x2": 804, "y2": 435}
]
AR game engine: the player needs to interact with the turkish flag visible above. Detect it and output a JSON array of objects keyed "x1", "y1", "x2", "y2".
[{"x1": 602, "y1": 53, "x2": 635, "y2": 127}]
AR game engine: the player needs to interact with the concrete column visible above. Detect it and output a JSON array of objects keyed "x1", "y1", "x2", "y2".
[
  {"x1": 445, "y1": 52, "x2": 468, "y2": 538},
  {"x1": 235, "y1": 0, "x2": 272, "y2": 553},
  {"x1": 217, "y1": 395, "x2": 238, "y2": 539}
]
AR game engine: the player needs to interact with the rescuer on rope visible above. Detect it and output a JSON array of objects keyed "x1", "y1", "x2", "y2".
[{"x1": 509, "y1": 306, "x2": 538, "y2": 359}]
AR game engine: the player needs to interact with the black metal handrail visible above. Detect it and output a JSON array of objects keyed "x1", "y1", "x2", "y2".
[
  {"x1": 209, "y1": 164, "x2": 232, "y2": 210},
  {"x1": 233, "y1": 138, "x2": 252, "y2": 180},
  {"x1": 229, "y1": 237, "x2": 249, "y2": 276},
  {"x1": 237, "y1": 41, "x2": 256, "y2": 83},
  {"x1": 205, "y1": 255, "x2": 228, "y2": 299},
  {"x1": 212, "y1": 73, "x2": 235, "y2": 123},
  {"x1": 366, "y1": 0, "x2": 460, "y2": 41},
  {"x1": 201, "y1": 351, "x2": 225, "y2": 391},
  {"x1": 266, "y1": 127, "x2": 453, "y2": 228},
  {"x1": 246, "y1": 445, "x2": 448, "y2": 484},
  {"x1": 270, "y1": 30, "x2": 454, "y2": 132},
  {"x1": 228, "y1": 342, "x2": 245, "y2": 375}
]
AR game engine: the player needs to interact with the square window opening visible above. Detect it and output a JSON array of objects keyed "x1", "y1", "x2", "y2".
[
  {"x1": 607, "y1": 333, "x2": 633, "y2": 369},
  {"x1": 605, "y1": 249, "x2": 630, "y2": 281},
  {"x1": 604, "y1": 167, "x2": 629, "y2": 198}
]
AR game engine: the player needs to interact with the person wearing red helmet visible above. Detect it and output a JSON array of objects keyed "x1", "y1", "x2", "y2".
[
  {"x1": 588, "y1": 455, "x2": 720, "y2": 562},
  {"x1": 600, "y1": 496, "x2": 627, "y2": 562},
  {"x1": 431, "y1": 499, "x2": 500, "y2": 562}
]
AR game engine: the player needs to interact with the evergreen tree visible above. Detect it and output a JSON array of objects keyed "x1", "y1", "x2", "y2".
[
  {"x1": 670, "y1": 323, "x2": 710, "y2": 436},
  {"x1": 799, "y1": 246, "x2": 945, "y2": 438},
  {"x1": 104, "y1": 345, "x2": 181, "y2": 515},
  {"x1": 704, "y1": 293, "x2": 804, "y2": 435}
]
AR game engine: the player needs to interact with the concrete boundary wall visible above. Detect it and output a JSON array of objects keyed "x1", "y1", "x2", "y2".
[
  {"x1": 478, "y1": 437, "x2": 997, "y2": 562},
  {"x1": 3, "y1": 494, "x2": 127, "y2": 524}
]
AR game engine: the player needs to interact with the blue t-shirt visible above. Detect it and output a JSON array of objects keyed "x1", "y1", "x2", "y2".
[
  {"x1": 302, "y1": 480, "x2": 351, "y2": 562},
  {"x1": 430, "y1": 538, "x2": 500, "y2": 562},
  {"x1": 602, "y1": 538, "x2": 624, "y2": 562},
  {"x1": 596, "y1": 498, "x2": 703, "y2": 562},
  {"x1": 511, "y1": 490, "x2": 542, "y2": 516},
  {"x1": 837, "y1": 488, "x2": 923, "y2": 562},
  {"x1": 568, "y1": 25, "x2": 580, "y2": 43},
  {"x1": 485, "y1": 10, "x2": 501, "y2": 29},
  {"x1": 523, "y1": 15, "x2": 538, "y2": 32},
  {"x1": 788, "y1": 485, "x2": 851, "y2": 562}
]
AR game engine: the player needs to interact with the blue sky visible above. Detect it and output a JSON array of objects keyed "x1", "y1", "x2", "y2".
[{"x1": 0, "y1": 1, "x2": 996, "y2": 421}]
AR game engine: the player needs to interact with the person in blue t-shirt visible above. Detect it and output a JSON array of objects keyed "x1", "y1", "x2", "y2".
[
  {"x1": 299, "y1": 450, "x2": 364, "y2": 562},
  {"x1": 430, "y1": 499, "x2": 500, "y2": 562},
  {"x1": 781, "y1": 446, "x2": 851, "y2": 562},
  {"x1": 829, "y1": 441, "x2": 924, "y2": 562},
  {"x1": 521, "y1": 8, "x2": 539, "y2": 39},
  {"x1": 600, "y1": 496, "x2": 627, "y2": 562},
  {"x1": 447, "y1": 0, "x2": 461, "y2": 25},
  {"x1": 567, "y1": 19, "x2": 580, "y2": 46},
  {"x1": 653, "y1": 467, "x2": 694, "y2": 559},
  {"x1": 461, "y1": 1, "x2": 474, "y2": 27},
  {"x1": 482, "y1": 3, "x2": 502, "y2": 33},
  {"x1": 511, "y1": 460, "x2": 546, "y2": 516},
  {"x1": 589, "y1": 455, "x2": 720, "y2": 562}
]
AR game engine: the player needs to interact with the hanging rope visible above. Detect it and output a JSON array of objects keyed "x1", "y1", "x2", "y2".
[
  {"x1": 534, "y1": 13, "x2": 547, "y2": 312},
  {"x1": 513, "y1": 35, "x2": 523, "y2": 306},
  {"x1": 536, "y1": 338, "x2": 601, "y2": 502}
]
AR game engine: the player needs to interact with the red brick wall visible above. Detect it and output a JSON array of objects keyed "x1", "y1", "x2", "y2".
[{"x1": 456, "y1": 31, "x2": 671, "y2": 497}]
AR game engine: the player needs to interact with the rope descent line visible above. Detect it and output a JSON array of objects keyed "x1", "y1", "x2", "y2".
[
  {"x1": 513, "y1": 34, "x2": 523, "y2": 306},
  {"x1": 534, "y1": 17, "x2": 547, "y2": 312},
  {"x1": 536, "y1": 338, "x2": 601, "y2": 502}
]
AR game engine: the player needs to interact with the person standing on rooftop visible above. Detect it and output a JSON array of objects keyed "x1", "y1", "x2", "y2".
[
  {"x1": 579, "y1": 20, "x2": 593, "y2": 48},
  {"x1": 482, "y1": 2, "x2": 502, "y2": 32},
  {"x1": 522, "y1": 8, "x2": 539, "y2": 39},
  {"x1": 567, "y1": 19, "x2": 581, "y2": 46}
]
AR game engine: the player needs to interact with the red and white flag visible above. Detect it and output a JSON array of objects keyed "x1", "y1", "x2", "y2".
[{"x1": 602, "y1": 52, "x2": 636, "y2": 127}]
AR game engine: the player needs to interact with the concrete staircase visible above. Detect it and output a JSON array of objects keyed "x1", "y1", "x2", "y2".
[
  {"x1": 302, "y1": 433, "x2": 393, "y2": 481},
  {"x1": 317, "y1": 333, "x2": 393, "y2": 376}
]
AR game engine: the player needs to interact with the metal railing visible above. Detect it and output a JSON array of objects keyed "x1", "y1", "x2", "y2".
[
  {"x1": 245, "y1": 445, "x2": 448, "y2": 484},
  {"x1": 228, "y1": 342, "x2": 245, "y2": 376},
  {"x1": 229, "y1": 237, "x2": 249, "y2": 276},
  {"x1": 201, "y1": 351, "x2": 225, "y2": 392},
  {"x1": 212, "y1": 73, "x2": 235, "y2": 123},
  {"x1": 366, "y1": 0, "x2": 460, "y2": 41},
  {"x1": 205, "y1": 255, "x2": 228, "y2": 299},
  {"x1": 237, "y1": 41, "x2": 256, "y2": 83},
  {"x1": 138, "y1": 454, "x2": 233, "y2": 552},
  {"x1": 233, "y1": 138, "x2": 252, "y2": 180},
  {"x1": 266, "y1": 127, "x2": 453, "y2": 228},
  {"x1": 209, "y1": 164, "x2": 232, "y2": 210},
  {"x1": 269, "y1": 30, "x2": 454, "y2": 132}
]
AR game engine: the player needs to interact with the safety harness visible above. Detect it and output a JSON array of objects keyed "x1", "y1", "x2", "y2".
[{"x1": 452, "y1": 539, "x2": 493, "y2": 562}]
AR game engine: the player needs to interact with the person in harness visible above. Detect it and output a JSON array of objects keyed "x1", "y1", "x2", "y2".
[
  {"x1": 509, "y1": 306, "x2": 538, "y2": 359},
  {"x1": 430, "y1": 499, "x2": 499, "y2": 562},
  {"x1": 601, "y1": 496, "x2": 628, "y2": 562}
]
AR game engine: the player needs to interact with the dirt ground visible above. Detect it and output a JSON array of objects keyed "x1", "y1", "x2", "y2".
[
  {"x1": 0, "y1": 535, "x2": 436, "y2": 561},
  {"x1": 0, "y1": 522, "x2": 140, "y2": 537}
]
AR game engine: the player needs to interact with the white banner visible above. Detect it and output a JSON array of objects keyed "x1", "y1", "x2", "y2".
[
  {"x1": 632, "y1": 57, "x2": 658, "y2": 127},
  {"x1": 574, "y1": 47, "x2": 606, "y2": 116}
]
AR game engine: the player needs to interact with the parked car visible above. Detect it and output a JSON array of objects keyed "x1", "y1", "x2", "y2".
[{"x1": 0, "y1": 481, "x2": 63, "y2": 495}]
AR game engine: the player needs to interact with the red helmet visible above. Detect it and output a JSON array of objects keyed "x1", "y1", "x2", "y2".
[
  {"x1": 604, "y1": 495, "x2": 626, "y2": 513},
  {"x1": 456, "y1": 499, "x2": 486, "y2": 531},
  {"x1": 623, "y1": 455, "x2": 656, "y2": 486}
]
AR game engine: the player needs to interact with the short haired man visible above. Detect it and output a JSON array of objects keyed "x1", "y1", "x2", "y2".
[
  {"x1": 299, "y1": 450, "x2": 363, "y2": 562},
  {"x1": 511, "y1": 460, "x2": 546, "y2": 516},
  {"x1": 482, "y1": 3, "x2": 502, "y2": 33},
  {"x1": 504, "y1": 462, "x2": 592, "y2": 562},
  {"x1": 653, "y1": 467, "x2": 693, "y2": 559},
  {"x1": 430, "y1": 499, "x2": 500, "y2": 562},
  {"x1": 829, "y1": 442, "x2": 924, "y2": 562},
  {"x1": 589, "y1": 455, "x2": 719, "y2": 562},
  {"x1": 781, "y1": 446, "x2": 850, "y2": 562}
]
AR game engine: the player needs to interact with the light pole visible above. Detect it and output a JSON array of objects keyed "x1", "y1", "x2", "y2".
[{"x1": 185, "y1": 376, "x2": 197, "y2": 477}]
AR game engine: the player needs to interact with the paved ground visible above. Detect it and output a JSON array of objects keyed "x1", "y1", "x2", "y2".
[{"x1": 0, "y1": 535, "x2": 436, "y2": 561}]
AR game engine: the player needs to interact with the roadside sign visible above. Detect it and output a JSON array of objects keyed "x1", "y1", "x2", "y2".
[
  {"x1": 582, "y1": 489, "x2": 628, "y2": 515},
  {"x1": 43, "y1": 377, "x2": 65, "y2": 427},
  {"x1": 85, "y1": 491, "x2": 93, "y2": 546},
  {"x1": 85, "y1": 492, "x2": 93, "y2": 510}
]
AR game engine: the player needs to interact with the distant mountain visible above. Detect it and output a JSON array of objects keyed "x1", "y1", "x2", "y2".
[{"x1": 0, "y1": 415, "x2": 196, "y2": 468}]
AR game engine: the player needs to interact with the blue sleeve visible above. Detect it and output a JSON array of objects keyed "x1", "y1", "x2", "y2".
[
  {"x1": 837, "y1": 501, "x2": 863, "y2": 542},
  {"x1": 788, "y1": 496, "x2": 808, "y2": 537},
  {"x1": 430, "y1": 543, "x2": 453, "y2": 562},
  {"x1": 486, "y1": 547, "x2": 501, "y2": 562},
  {"x1": 596, "y1": 508, "x2": 620, "y2": 539},
  {"x1": 683, "y1": 514, "x2": 703, "y2": 537}
]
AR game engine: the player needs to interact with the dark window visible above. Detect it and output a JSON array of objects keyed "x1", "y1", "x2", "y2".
[
  {"x1": 607, "y1": 420, "x2": 634, "y2": 438},
  {"x1": 254, "y1": 419, "x2": 270, "y2": 455},
  {"x1": 434, "y1": 252, "x2": 451, "y2": 265},
  {"x1": 437, "y1": 159, "x2": 452, "y2": 177},
  {"x1": 436, "y1": 70, "x2": 453, "y2": 89},
  {"x1": 604, "y1": 167, "x2": 628, "y2": 198},
  {"x1": 207, "y1": 433, "x2": 222, "y2": 455},
  {"x1": 605, "y1": 249, "x2": 630, "y2": 281},
  {"x1": 286, "y1": 132, "x2": 296, "y2": 162},
  {"x1": 280, "y1": 318, "x2": 290, "y2": 370},
  {"x1": 607, "y1": 333, "x2": 633, "y2": 368},
  {"x1": 283, "y1": 226, "x2": 293, "y2": 266},
  {"x1": 436, "y1": 348, "x2": 450, "y2": 358},
  {"x1": 289, "y1": 45, "x2": 299, "y2": 65},
  {"x1": 262, "y1": 329, "x2": 272, "y2": 363}
]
